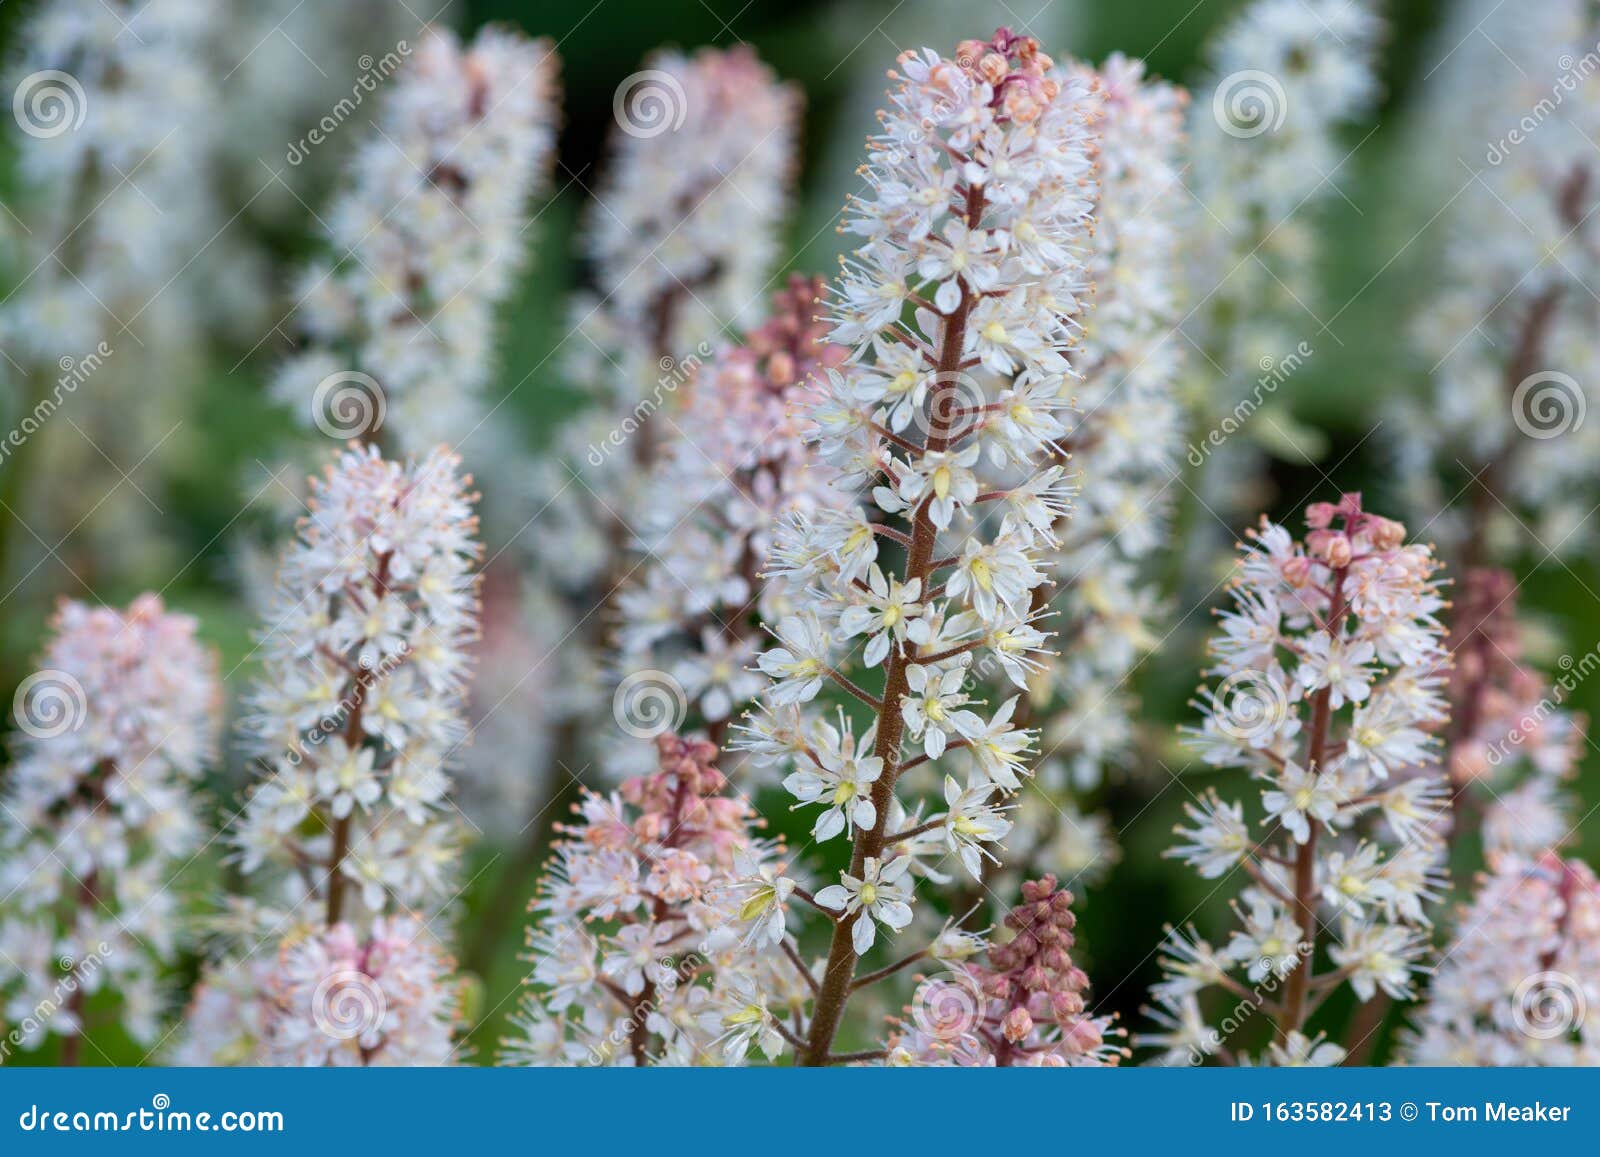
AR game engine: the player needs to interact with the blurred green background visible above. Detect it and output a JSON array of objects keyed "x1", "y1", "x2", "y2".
[{"x1": 5, "y1": 0, "x2": 1596, "y2": 1066}]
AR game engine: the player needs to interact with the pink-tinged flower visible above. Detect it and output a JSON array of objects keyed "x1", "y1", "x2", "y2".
[
  {"x1": 731, "y1": 26, "x2": 1099, "y2": 1066},
  {"x1": 619, "y1": 276, "x2": 852, "y2": 732},
  {"x1": 1, "y1": 595, "x2": 219, "y2": 1053},
  {"x1": 502, "y1": 736, "x2": 801, "y2": 1066},
  {"x1": 1408, "y1": 853, "x2": 1600, "y2": 1065},
  {"x1": 233, "y1": 444, "x2": 481, "y2": 919},
  {"x1": 184, "y1": 916, "x2": 466, "y2": 1067},
  {"x1": 1151, "y1": 495, "x2": 1450, "y2": 1063},
  {"x1": 888, "y1": 876, "x2": 1125, "y2": 1066}
]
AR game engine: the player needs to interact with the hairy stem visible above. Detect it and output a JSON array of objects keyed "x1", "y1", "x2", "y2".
[
  {"x1": 800, "y1": 185, "x2": 986, "y2": 1066},
  {"x1": 1280, "y1": 566, "x2": 1346, "y2": 1031}
]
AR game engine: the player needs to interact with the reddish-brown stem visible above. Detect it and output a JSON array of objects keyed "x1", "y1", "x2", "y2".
[
  {"x1": 850, "y1": 947, "x2": 929, "y2": 992},
  {"x1": 826, "y1": 667, "x2": 884, "y2": 711},
  {"x1": 799, "y1": 184, "x2": 987, "y2": 1066},
  {"x1": 1280, "y1": 565, "x2": 1347, "y2": 1031}
]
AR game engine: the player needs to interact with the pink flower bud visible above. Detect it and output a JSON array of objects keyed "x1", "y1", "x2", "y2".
[
  {"x1": 1002, "y1": 1006, "x2": 1033, "y2": 1043},
  {"x1": 1305, "y1": 501, "x2": 1336, "y2": 529}
]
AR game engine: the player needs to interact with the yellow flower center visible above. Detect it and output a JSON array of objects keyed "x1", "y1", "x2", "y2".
[{"x1": 739, "y1": 889, "x2": 776, "y2": 921}]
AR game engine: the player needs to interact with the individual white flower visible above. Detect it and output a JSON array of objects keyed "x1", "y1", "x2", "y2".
[
  {"x1": 965, "y1": 696, "x2": 1035, "y2": 791},
  {"x1": 703, "y1": 974, "x2": 786, "y2": 1063},
  {"x1": 782, "y1": 717, "x2": 884, "y2": 842},
  {"x1": 944, "y1": 529, "x2": 1043, "y2": 623},
  {"x1": 838, "y1": 567, "x2": 931, "y2": 667},
  {"x1": 757, "y1": 613, "x2": 832, "y2": 706},
  {"x1": 937, "y1": 774, "x2": 1013, "y2": 878},
  {"x1": 1168, "y1": 794, "x2": 1250, "y2": 879},
  {"x1": 729, "y1": 853, "x2": 796, "y2": 948},
  {"x1": 1295, "y1": 635, "x2": 1377, "y2": 710},
  {"x1": 900, "y1": 663, "x2": 985, "y2": 760},
  {"x1": 814, "y1": 856, "x2": 916, "y2": 955},
  {"x1": 1261, "y1": 760, "x2": 1348, "y2": 844},
  {"x1": 1266, "y1": 1032, "x2": 1347, "y2": 1068}
]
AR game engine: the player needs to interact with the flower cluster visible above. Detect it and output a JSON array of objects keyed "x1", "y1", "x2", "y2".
[
  {"x1": 501, "y1": 735, "x2": 798, "y2": 1066},
  {"x1": 0, "y1": 0, "x2": 236, "y2": 592},
  {"x1": 1144, "y1": 494, "x2": 1451, "y2": 1065},
  {"x1": 618, "y1": 275, "x2": 849, "y2": 740},
  {"x1": 176, "y1": 915, "x2": 463, "y2": 1066},
  {"x1": 231, "y1": 443, "x2": 481, "y2": 920},
  {"x1": 1443, "y1": 569, "x2": 1583, "y2": 861},
  {"x1": 1009, "y1": 55, "x2": 1186, "y2": 810},
  {"x1": 1180, "y1": 0, "x2": 1383, "y2": 532},
  {"x1": 274, "y1": 26, "x2": 561, "y2": 451},
  {"x1": 1, "y1": 0, "x2": 222, "y2": 366},
  {"x1": 1396, "y1": 0, "x2": 1600, "y2": 557},
  {"x1": 735, "y1": 28, "x2": 1100, "y2": 1065},
  {"x1": 887, "y1": 875, "x2": 1124, "y2": 1066},
  {"x1": 0, "y1": 596, "x2": 219, "y2": 1055},
  {"x1": 516, "y1": 45, "x2": 800, "y2": 792},
  {"x1": 585, "y1": 45, "x2": 798, "y2": 352},
  {"x1": 1406, "y1": 853, "x2": 1600, "y2": 1065},
  {"x1": 179, "y1": 444, "x2": 481, "y2": 1066}
]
